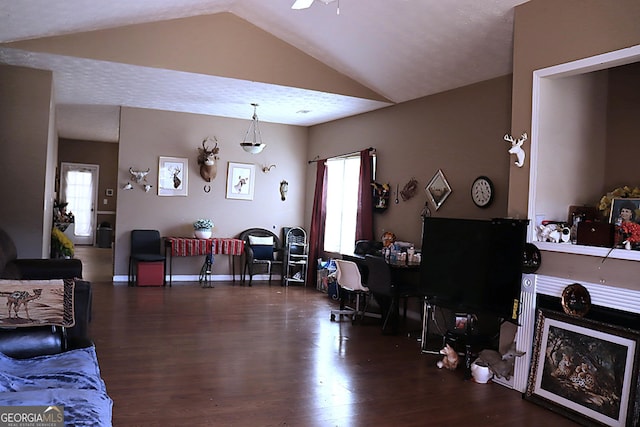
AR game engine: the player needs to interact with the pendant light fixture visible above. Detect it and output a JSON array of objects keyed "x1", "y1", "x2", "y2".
[{"x1": 240, "y1": 103, "x2": 266, "y2": 154}]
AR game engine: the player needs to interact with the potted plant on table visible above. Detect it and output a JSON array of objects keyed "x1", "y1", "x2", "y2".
[{"x1": 193, "y1": 219, "x2": 214, "y2": 239}]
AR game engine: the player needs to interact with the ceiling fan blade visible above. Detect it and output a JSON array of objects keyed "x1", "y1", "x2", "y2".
[{"x1": 291, "y1": 0, "x2": 314, "y2": 10}]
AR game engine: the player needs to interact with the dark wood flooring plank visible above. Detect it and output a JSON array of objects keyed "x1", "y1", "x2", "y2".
[{"x1": 81, "y1": 245, "x2": 579, "y2": 426}]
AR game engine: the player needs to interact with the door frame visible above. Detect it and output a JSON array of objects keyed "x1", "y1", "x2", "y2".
[{"x1": 60, "y1": 162, "x2": 99, "y2": 245}]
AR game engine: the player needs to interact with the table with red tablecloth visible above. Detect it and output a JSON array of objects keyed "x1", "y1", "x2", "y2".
[{"x1": 164, "y1": 237, "x2": 245, "y2": 286}]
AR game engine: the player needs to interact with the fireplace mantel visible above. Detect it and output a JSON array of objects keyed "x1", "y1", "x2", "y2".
[{"x1": 500, "y1": 274, "x2": 640, "y2": 392}]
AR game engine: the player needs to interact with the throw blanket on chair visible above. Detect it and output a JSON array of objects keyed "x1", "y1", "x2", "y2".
[{"x1": 0, "y1": 345, "x2": 112, "y2": 426}]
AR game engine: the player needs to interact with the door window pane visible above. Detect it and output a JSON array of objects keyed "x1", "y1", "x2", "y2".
[{"x1": 65, "y1": 170, "x2": 93, "y2": 237}]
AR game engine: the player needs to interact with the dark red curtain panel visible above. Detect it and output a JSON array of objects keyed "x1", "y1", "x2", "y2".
[
  {"x1": 307, "y1": 161, "x2": 327, "y2": 286},
  {"x1": 355, "y1": 148, "x2": 374, "y2": 241}
]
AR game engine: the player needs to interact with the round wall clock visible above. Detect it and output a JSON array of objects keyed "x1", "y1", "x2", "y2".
[{"x1": 471, "y1": 176, "x2": 494, "y2": 208}]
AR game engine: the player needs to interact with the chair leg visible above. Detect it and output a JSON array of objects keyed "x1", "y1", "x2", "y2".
[
  {"x1": 128, "y1": 258, "x2": 133, "y2": 287},
  {"x1": 129, "y1": 259, "x2": 138, "y2": 287},
  {"x1": 382, "y1": 297, "x2": 399, "y2": 334}
]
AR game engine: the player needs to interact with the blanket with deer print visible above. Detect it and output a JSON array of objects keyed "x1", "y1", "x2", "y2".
[{"x1": 0, "y1": 279, "x2": 74, "y2": 327}]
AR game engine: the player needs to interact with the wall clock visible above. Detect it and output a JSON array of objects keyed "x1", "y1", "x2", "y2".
[{"x1": 471, "y1": 176, "x2": 494, "y2": 208}]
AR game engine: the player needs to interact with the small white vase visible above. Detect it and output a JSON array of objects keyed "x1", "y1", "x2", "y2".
[
  {"x1": 624, "y1": 240, "x2": 632, "y2": 250},
  {"x1": 471, "y1": 362, "x2": 493, "y2": 384},
  {"x1": 194, "y1": 229, "x2": 212, "y2": 239}
]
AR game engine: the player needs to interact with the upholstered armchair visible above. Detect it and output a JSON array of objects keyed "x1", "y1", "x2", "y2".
[{"x1": 237, "y1": 228, "x2": 283, "y2": 286}]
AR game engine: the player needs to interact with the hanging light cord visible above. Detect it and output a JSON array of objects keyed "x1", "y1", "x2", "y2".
[{"x1": 243, "y1": 103, "x2": 263, "y2": 145}]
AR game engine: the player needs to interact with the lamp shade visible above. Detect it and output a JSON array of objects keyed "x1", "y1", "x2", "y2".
[
  {"x1": 241, "y1": 103, "x2": 265, "y2": 154},
  {"x1": 240, "y1": 142, "x2": 266, "y2": 154}
]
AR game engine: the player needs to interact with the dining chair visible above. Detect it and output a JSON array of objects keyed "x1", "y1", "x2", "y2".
[
  {"x1": 330, "y1": 259, "x2": 370, "y2": 323},
  {"x1": 364, "y1": 255, "x2": 421, "y2": 334},
  {"x1": 128, "y1": 229, "x2": 166, "y2": 286}
]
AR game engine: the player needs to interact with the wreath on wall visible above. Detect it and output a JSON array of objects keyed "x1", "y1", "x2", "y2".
[{"x1": 597, "y1": 186, "x2": 640, "y2": 219}]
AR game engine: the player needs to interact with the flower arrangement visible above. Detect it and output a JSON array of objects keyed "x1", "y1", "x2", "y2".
[
  {"x1": 618, "y1": 221, "x2": 640, "y2": 244},
  {"x1": 193, "y1": 219, "x2": 214, "y2": 230},
  {"x1": 598, "y1": 186, "x2": 640, "y2": 218},
  {"x1": 51, "y1": 227, "x2": 74, "y2": 258},
  {"x1": 53, "y1": 200, "x2": 74, "y2": 224}
]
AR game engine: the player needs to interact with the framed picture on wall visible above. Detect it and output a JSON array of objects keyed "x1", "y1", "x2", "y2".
[
  {"x1": 425, "y1": 169, "x2": 452, "y2": 210},
  {"x1": 226, "y1": 162, "x2": 255, "y2": 200},
  {"x1": 158, "y1": 156, "x2": 188, "y2": 196}
]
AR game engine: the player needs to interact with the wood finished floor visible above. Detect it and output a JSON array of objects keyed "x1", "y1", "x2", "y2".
[{"x1": 75, "y1": 246, "x2": 580, "y2": 426}]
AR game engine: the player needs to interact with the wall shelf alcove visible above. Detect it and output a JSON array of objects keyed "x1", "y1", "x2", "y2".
[{"x1": 527, "y1": 44, "x2": 640, "y2": 262}]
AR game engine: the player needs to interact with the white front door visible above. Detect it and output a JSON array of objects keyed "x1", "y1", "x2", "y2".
[{"x1": 60, "y1": 163, "x2": 99, "y2": 245}]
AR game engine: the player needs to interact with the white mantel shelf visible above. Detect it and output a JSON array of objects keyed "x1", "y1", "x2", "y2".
[{"x1": 535, "y1": 241, "x2": 640, "y2": 262}]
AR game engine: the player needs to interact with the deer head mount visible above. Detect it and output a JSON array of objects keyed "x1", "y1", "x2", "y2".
[
  {"x1": 129, "y1": 167, "x2": 150, "y2": 183},
  {"x1": 504, "y1": 132, "x2": 527, "y2": 168},
  {"x1": 198, "y1": 137, "x2": 220, "y2": 182}
]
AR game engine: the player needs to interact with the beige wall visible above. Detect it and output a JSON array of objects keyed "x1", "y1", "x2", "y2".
[
  {"x1": 114, "y1": 107, "x2": 308, "y2": 279},
  {"x1": 0, "y1": 64, "x2": 56, "y2": 258},
  {"x1": 510, "y1": 0, "x2": 640, "y2": 289},
  {"x1": 2, "y1": 1, "x2": 640, "y2": 286},
  {"x1": 605, "y1": 63, "x2": 640, "y2": 190},
  {"x1": 510, "y1": 0, "x2": 640, "y2": 217},
  {"x1": 306, "y1": 75, "x2": 513, "y2": 248}
]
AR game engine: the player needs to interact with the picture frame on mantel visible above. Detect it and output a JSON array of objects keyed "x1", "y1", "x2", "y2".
[
  {"x1": 425, "y1": 169, "x2": 452, "y2": 210},
  {"x1": 525, "y1": 308, "x2": 640, "y2": 427},
  {"x1": 609, "y1": 198, "x2": 640, "y2": 224},
  {"x1": 158, "y1": 156, "x2": 188, "y2": 196},
  {"x1": 226, "y1": 162, "x2": 255, "y2": 200}
]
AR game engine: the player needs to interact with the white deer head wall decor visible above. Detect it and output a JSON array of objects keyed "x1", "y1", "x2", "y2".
[{"x1": 504, "y1": 132, "x2": 528, "y2": 168}]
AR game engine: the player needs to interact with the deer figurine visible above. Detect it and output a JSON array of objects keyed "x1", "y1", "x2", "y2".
[
  {"x1": 198, "y1": 137, "x2": 220, "y2": 182},
  {"x1": 504, "y1": 132, "x2": 527, "y2": 168},
  {"x1": 474, "y1": 342, "x2": 525, "y2": 380}
]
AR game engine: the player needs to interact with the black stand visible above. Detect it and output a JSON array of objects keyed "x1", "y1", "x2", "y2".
[{"x1": 420, "y1": 298, "x2": 441, "y2": 355}]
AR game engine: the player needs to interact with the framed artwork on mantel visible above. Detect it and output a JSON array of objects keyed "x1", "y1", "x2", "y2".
[{"x1": 525, "y1": 308, "x2": 640, "y2": 427}]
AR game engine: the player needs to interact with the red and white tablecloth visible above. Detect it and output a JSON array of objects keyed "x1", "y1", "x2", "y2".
[{"x1": 166, "y1": 237, "x2": 244, "y2": 257}]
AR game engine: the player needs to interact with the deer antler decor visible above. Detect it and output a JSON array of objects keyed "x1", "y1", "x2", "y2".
[
  {"x1": 198, "y1": 137, "x2": 220, "y2": 182},
  {"x1": 129, "y1": 167, "x2": 150, "y2": 183},
  {"x1": 504, "y1": 132, "x2": 528, "y2": 168}
]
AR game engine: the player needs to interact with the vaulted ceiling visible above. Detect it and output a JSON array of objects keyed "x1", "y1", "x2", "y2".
[{"x1": 0, "y1": 0, "x2": 526, "y2": 133}]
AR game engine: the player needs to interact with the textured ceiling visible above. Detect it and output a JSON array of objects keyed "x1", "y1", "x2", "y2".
[{"x1": 0, "y1": 0, "x2": 526, "y2": 136}]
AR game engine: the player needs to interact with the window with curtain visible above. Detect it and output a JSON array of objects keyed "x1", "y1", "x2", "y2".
[{"x1": 324, "y1": 155, "x2": 361, "y2": 254}]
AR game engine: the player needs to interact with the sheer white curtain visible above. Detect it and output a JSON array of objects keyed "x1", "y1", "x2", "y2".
[{"x1": 64, "y1": 170, "x2": 93, "y2": 237}]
